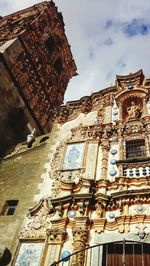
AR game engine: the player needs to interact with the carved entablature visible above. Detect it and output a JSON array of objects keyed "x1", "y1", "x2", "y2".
[
  {"x1": 69, "y1": 123, "x2": 118, "y2": 142},
  {"x1": 54, "y1": 88, "x2": 115, "y2": 124}
]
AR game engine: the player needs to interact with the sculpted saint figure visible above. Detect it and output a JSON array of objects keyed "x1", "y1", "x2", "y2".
[{"x1": 127, "y1": 101, "x2": 140, "y2": 119}]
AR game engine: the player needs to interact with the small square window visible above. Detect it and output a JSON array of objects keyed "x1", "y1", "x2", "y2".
[
  {"x1": 126, "y1": 139, "x2": 146, "y2": 159},
  {"x1": 1, "y1": 200, "x2": 18, "y2": 216}
]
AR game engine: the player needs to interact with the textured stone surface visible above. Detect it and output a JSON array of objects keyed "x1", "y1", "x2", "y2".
[
  {"x1": 0, "y1": 1, "x2": 76, "y2": 156},
  {"x1": 0, "y1": 128, "x2": 58, "y2": 257}
]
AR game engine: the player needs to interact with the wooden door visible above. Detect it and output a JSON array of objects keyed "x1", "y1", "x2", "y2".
[{"x1": 102, "y1": 242, "x2": 150, "y2": 266}]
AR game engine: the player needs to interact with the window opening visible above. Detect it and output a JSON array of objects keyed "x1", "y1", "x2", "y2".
[
  {"x1": 1, "y1": 200, "x2": 18, "y2": 216},
  {"x1": 45, "y1": 37, "x2": 55, "y2": 56},
  {"x1": 126, "y1": 139, "x2": 146, "y2": 159},
  {"x1": 54, "y1": 57, "x2": 63, "y2": 74}
]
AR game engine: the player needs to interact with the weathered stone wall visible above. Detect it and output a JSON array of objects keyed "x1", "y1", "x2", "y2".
[{"x1": 0, "y1": 125, "x2": 59, "y2": 261}]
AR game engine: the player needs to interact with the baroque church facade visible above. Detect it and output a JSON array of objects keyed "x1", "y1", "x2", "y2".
[{"x1": 0, "y1": 2, "x2": 150, "y2": 266}]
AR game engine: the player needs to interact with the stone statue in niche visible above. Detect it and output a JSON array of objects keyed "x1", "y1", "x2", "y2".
[
  {"x1": 95, "y1": 203, "x2": 103, "y2": 218},
  {"x1": 127, "y1": 101, "x2": 141, "y2": 120}
]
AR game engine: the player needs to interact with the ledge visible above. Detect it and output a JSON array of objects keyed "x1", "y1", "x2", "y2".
[
  {"x1": 1, "y1": 142, "x2": 46, "y2": 161},
  {"x1": 112, "y1": 188, "x2": 150, "y2": 199},
  {"x1": 117, "y1": 156, "x2": 150, "y2": 164}
]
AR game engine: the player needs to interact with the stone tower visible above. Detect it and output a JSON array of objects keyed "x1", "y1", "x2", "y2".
[{"x1": 0, "y1": 1, "x2": 77, "y2": 156}]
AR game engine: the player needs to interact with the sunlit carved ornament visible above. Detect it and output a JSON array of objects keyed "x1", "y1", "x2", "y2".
[
  {"x1": 19, "y1": 199, "x2": 54, "y2": 239},
  {"x1": 136, "y1": 224, "x2": 147, "y2": 240},
  {"x1": 123, "y1": 122, "x2": 144, "y2": 136},
  {"x1": 47, "y1": 228, "x2": 67, "y2": 243},
  {"x1": 135, "y1": 205, "x2": 145, "y2": 214},
  {"x1": 118, "y1": 92, "x2": 144, "y2": 121}
]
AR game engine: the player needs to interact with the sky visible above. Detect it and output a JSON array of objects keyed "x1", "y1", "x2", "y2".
[{"x1": 1, "y1": 0, "x2": 150, "y2": 102}]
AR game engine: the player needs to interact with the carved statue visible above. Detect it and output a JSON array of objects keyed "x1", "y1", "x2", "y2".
[
  {"x1": 127, "y1": 101, "x2": 140, "y2": 120},
  {"x1": 95, "y1": 203, "x2": 103, "y2": 218},
  {"x1": 27, "y1": 128, "x2": 36, "y2": 144}
]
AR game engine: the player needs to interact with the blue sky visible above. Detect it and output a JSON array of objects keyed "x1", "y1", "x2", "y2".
[{"x1": 1, "y1": 0, "x2": 150, "y2": 102}]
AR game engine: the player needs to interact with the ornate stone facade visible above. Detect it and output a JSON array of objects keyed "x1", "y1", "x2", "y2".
[
  {"x1": 1, "y1": 5, "x2": 150, "y2": 264},
  {"x1": 8, "y1": 69, "x2": 150, "y2": 265}
]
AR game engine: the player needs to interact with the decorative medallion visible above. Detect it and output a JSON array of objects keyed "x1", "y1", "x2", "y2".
[
  {"x1": 109, "y1": 213, "x2": 115, "y2": 219},
  {"x1": 137, "y1": 205, "x2": 143, "y2": 212},
  {"x1": 68, "y1": 210, "x2": 76, "y2": 219},
  {"x1": 111, "y1": 149, "x2": 117, "y2": 155},
  {"x1": 110, "y1": 159, "x2": 116, "y2": 165},
  {"x1": 61, "y1": 250, "x2": 71, "y2": 261},
  {"x1": 128, "y1": 85, "x2": 134, "y2": 90},
  {"x1": 113, "y1": 110, "x2": 118, "y2": 115},
  {"x1": 109, "y1": 169, "x2": 117, "y2": 176},
  {"x1": 113, "y1": 117, "x2": 118, "y2": 122}
]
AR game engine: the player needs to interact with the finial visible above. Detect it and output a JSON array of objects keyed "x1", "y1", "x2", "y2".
[{"x1": 27, "y1": 128, "x2": 36, "y2": 146}]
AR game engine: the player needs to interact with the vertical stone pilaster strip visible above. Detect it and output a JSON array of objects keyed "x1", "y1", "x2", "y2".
[
  {"x1": 71, "y1": 227, "x2": 89, "y2": 266},
  {"x1": 101, "y1": 139, "x2": 110, "y2": 180}
]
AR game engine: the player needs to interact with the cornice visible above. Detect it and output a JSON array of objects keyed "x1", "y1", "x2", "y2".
[
  {"x1": 2, "y1": 142, "x2": 46, "y2": 161},
  {"x1": 112, "y1": 188, "x2": 150, "y2": 199},
  {"x1": 117, "y1": 156, "x2": 150, "y2": 164}
]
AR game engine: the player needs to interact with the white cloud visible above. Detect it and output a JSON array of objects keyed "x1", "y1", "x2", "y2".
[{"x1": 1, "y1": 0, "x2": 150, "y2": 102}]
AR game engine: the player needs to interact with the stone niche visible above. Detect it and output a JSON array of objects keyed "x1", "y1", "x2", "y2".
[{"x1": 122, "y1": 96, "x2": 143, "y2": 121}]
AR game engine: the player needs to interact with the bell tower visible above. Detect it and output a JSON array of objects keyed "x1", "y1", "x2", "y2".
[{"x1": 0, "y1": 1, "x2": 77, "y2": 156}]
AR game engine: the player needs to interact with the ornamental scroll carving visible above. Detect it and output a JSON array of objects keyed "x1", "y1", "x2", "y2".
[
  {"x1": 122, "y1": 121, "x2": 145, "y2": 136},
  {"x1": 54, "y1": 90, "x2": 114, "y2": 124},
  {"x1": 49, "y1": 142, "x2": 65, "y2": 197},
  {"x1": 19, "y1": 198, "x2": 53, "y2": 239},
  {"x1": 19, "y1": 198, "x2": 65, "y2": 240}
]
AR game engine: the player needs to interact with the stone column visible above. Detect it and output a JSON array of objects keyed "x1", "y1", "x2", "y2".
[
  {"x1": 101, "y1": 139, "x2": 110, "y2": 180},
  {"x1": 46, "y1": 228, "x2": 67, "y2": 264},
  {"x1": 71, "y1": 228, "x2": 88, "y2": 266},
  {"x1": 142, "y1": 97, "x2": 147, "y2": 117},
  {"x1": 71, "y1": 218, "x2": 90, "y2": 266}
]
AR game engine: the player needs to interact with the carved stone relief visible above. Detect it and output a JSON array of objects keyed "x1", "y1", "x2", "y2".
[{"x1": 19, "y1": 199, "x2": 53, "y2": 239}]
